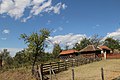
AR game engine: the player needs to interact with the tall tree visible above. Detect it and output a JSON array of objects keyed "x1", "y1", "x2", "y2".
[
  {"x1": 52, "y1": 43, "x2": 62, "y2": 59},
  {"x1": 14, "y1": 49, "x2": 28, "y2": 65},
  {"x1": 73, "y1": 35, "x2": 102, "y2": 50},
  {"x1": 89, "y1": 34, "x2": 102, "y2": 47},
  {"x1": 0, "y1": 49, "x2": 12, "y2": 68},
  {"x1": 73, "y1": 38, "x2": 91, "y2": 50},
  {"x1": 20, "y1": 28, "x2": 50, "y2": 74},
  {"x1": 104, "y1": 37, "x2": 120, "y2": 52}
]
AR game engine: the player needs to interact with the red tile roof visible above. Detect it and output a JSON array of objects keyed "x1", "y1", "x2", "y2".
[
  {"x1": 98, "y1": 46, "x2": 111, "y2": 50},
  {"x1": 60, "y1": 49, "x2": 78, "y2": 55}
]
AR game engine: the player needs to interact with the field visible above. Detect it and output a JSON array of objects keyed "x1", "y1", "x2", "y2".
[
  {"x1": 0, "y1": 67, "x2": 35, "y2": 80},
  {"x1": 51, "y1": 59, "x2": 120, "y2": 80},
  {"x1": 0, "y1": 59, "x2": 120, "y2": 80}
]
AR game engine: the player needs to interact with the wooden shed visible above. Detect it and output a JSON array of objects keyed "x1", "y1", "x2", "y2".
[{"x1": 79, "y1": 45, "x2": 101, "y2": 58}]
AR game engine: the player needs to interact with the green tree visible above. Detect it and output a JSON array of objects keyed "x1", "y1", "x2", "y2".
[
  {"x1": 14, "y1": 49, "x2": 28, "y2": 67},
  {"x1": 20, "y1": 28, "x2": 50, "y2": 74},
  {"x1": 104, "y1": 37, "x2": 120, "y2": 52},
  {"x1": 73, "y1": 35, "x2": 102, "y2": 50},
  {"x1": 73, "y1": 38, "x2": 91, "y2": 50},
  {"x1": 0, "y1": 49, "x2": 13, "y2": 69},
  {"x1": 52, "y1": 43, "x2": 62, "y2": 59}
]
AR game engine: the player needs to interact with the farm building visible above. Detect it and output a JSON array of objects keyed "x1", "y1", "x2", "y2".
[
  {"x1": 98, "y1": 45, "x2": 112, "y2": 59},
  {"x1": 98, "y1": 46, "x2": 112, "y2": 54},
  {"x1": 79, "y1": 45, "x2": 101, "y2": 58},
  {"x1": 59, "y1": 49, "x2": 79, "y2": 60}
]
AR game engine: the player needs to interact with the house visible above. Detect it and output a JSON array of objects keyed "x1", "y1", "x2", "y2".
[
  {"x1": 59, "y1": 49, "x2": 79, "y2": 60},
  {"x1": 79, "y1": 45, "x2": 101, "y2": 58},
  {"x1": 98, "y1": 46, "x2": 112, "y2": 59},
  {"x1": 98, "y1": 46, "x2": 112, "y2": 54}
]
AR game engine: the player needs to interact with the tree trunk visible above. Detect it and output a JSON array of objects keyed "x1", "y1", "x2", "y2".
[
  {"x1": 0, "y1": 56, "x2": 2, "y2": 69},
  {"x1": 32, "y1": 53, "x2": 37, "y2": 75},
  {"x1": 32, "y1": 47, "x2": 39, "y2": 75},
  {"x1": 0, "y1": 60, "x2": 2, "y2": 69}
]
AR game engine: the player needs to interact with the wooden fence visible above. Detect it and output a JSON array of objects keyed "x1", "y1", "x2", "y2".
[{"x1": 33, "y1": 56, "x2": 101, "y2": 80}]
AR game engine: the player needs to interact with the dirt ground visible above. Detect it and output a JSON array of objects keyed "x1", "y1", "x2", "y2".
[{"x1": 51, "y1": 59, "x2": 120, "y2": 80}]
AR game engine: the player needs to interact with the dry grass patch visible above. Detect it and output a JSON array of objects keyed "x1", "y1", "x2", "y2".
[
  {"x1": 0, "y1": 67, "x2": 35, "y2": 80},
  {"x1": 51, "y1": 59, "x2": 120, "y2": 80}
]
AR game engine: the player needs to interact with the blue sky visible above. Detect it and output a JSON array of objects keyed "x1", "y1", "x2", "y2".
[{"x1": 0, "y1": 0, "x2": 120, "y2": 56}]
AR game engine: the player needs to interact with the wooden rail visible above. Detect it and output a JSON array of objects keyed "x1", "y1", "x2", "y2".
[{"x1": 34, "y1": 56, "x2": 101, "y2": 80}]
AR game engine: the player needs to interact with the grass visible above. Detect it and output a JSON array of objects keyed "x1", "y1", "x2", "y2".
[
  {"x1": 0, "y1": 67, "x2": 35, "y2": 80},
  {"x1": 0, "y1": 59, "x2": 120, "y2": 80},
  {"x1": 51, "y1": 59, "x2": 120, "y2": 80}
]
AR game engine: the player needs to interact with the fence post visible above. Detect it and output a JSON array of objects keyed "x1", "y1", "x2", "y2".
[
  {"x1": 39, "y1": 64, "x2": 43, "y2": 80},
  {"x1": 50, "y1": 62, "x2": 52, "y2": 80},
  {"x1": 77, "y1": 59, "x2": 79, "y2": 66},
  {"x1": 101, "y1": 67, "x2": 104, "y2": 80},
  {"x1": 57, "y1": 62, "x2": 60, "y2": 72},
  {"x1": 64, "y1": 61, "x2": 67, "y2": 70},
  {"x1": 72, "y1": 59, "x2": 75, "y2": 80}
]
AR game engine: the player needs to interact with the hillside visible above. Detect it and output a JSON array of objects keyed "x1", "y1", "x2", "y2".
[
  {"x1": 50, "y1": 59, "x2": 120, "y2": 80},
  {"x1": 0, "y1": 67, "x2": 35, "y2": 80},
  {"x1": 0, "y1": 59, "x2": 120, "y2": 80}
]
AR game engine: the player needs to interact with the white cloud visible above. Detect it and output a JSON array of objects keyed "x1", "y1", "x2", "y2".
[
  {"x1": 96, "y1": 24, "x2": 100, "y2": 27},
  {"x1": 0, "y1": 0, "x2": 67, "y2": 21},
  {"x1": 104, "y1": 28, "x2": 120, "y2": 40},
  {"x1": 62, "y1": 4, "x2": 67, "y2": 9},
  {"x1": 2, "y1": 29, "x2": 10, "y2": 34},
  {"x1": 21, "y1": 15, "x2": 32, "y2": 22},
  {"x1": 52, "y1": 27, "x2": 63, "y2": 33},
  {"x1": 1, "y1": 37, "x2": 7, "y2": 40},
  {"x1": 0, "y1": 0, "x2": 14, "y2": 14},
  {"x1": 0, "y1": 0, "x2": 31, "y2": 19},
  {"x1": 58, "y1": 27, "x2": 63, "y2": 31},
  {"x1": 31, "y1": 0, "x2": 52, "y2": 15},
  {"x1": 48, "y1": 33, "x2": 86, "y2": 48},
  {"x1": 44, "y1": 2, "x2": 67, "y2": 14},
  {"x1": 53, "y1": 3, "x2": 63, "y2": 14},
  {"x1": 0, "y1": 48, "x2": 23, "y2": 57}
]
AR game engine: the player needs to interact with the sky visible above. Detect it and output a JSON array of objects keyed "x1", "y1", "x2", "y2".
[{"x1": 0, "y1": 0, "x2": 120, "y2": 56}]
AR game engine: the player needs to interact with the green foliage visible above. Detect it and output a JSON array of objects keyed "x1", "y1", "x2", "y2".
[
  {"x1": 104, "y1": 37, "x2": 120, "y2": 51},
  {"x1": 0, "y1": 49, "x2": 13, "y2": 69},
  {"x1": 13, "y1": 49, "x2": 53, "y2": 68},
  {"x1": 52, "y1": 43, "x2": 62, "y2": 58},
  {"x1": 13, "y1": 49, "x2": 30, "y2": 67},
  {"x1": 20, "y1": 28, "x2": 50, "y2": 53},
  {"x1": 20, "y1": 28, "x2": 51, "y2": 72},
  {"x1": 73, "y1": 35, "x2": 102, "y2": 50},
  {"x1": 73, "y1": 38, "x2": 91, "y2": 50}
]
